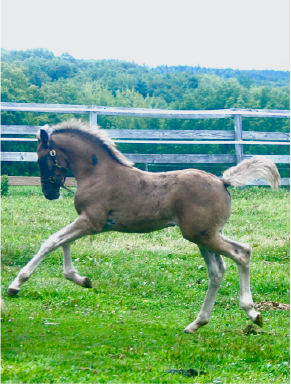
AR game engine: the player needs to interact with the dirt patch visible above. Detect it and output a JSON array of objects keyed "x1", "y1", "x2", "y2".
[
  {"x1": 242, "y1": 324, "x2": 267, "y2": 335},
  {"x1": 255, "y1": 301, "x2": 290, "y2": 311}
]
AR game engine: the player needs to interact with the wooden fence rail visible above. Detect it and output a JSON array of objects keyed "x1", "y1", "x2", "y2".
[
  {"x1": 1, "y1": 103, "x2": 290, "y2": 186},
  {"x1": 2, "y1": 102, "x2": 290, "y2": 118}
]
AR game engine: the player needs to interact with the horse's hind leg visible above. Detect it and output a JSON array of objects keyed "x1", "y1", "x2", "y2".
[
  {"x1": 63, "y1": 244, "x2": 92, "y2": 288},
  {"x1": 202, "y1": 234, "x2": 262, "y2": 327},
  {"x1": 184, "y1": 248, "x2": 226, "y2": 334},
  {"x1": 7, "y1": 215, "x2": 92, "y2": 296}
]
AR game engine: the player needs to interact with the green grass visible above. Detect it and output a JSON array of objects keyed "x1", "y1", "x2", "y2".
[{"x1": 1, "y1": 186, "x2": 290, "y2": 383}]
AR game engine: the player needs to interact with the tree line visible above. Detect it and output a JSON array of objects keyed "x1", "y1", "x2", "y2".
[{"x1": 1, "y1": 48, "x2": 290, "y2": 177}]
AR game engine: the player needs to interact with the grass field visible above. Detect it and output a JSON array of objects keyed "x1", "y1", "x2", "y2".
[{"x1": 1, "y1": 186, "x2": 290, "y2": 383}]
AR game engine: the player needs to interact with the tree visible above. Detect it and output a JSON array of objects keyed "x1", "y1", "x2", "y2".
[{"x1": 1, "y1": 62, "x2": 38, "y2": 103}]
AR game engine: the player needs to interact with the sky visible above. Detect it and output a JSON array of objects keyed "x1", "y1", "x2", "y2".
[{"x1": 1, "y1": 0, "x2": 290, "y2": 71}]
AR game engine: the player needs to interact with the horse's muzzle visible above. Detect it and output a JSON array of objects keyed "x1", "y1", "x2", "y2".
[
  {"x1": 42, "y1": 185, "x2": 60, "y2": 200},
  {"x1": 44, "y1": 192, "x2": 60, "y2": 200}
]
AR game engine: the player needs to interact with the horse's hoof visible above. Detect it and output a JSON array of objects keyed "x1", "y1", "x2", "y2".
[
  {"x1": 7, "y1": 288, "x2": 19, "y2": 297},
  {"x1": 253, "y1": 313, "x2": 263, "y2": 327},
  {"x1": 82, "y1": 278, "x2": 93, "y2": 288},
  {"x1": 183, "y1": 327, "x2": 195, "y2": 334}
]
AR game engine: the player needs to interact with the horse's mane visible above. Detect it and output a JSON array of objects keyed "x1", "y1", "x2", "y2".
[{"x1": 49, "y1": 119, "x2": 134, "y2": 167}]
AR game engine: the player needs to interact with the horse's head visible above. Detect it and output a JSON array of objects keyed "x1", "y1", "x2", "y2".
[{"x1": 37, "y1": 128, "x2": 68, "y2": 200}]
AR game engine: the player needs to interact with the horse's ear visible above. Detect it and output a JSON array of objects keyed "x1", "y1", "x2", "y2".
[{"x1": 37, "y1": 129, "x2": 49, "y2": 148}]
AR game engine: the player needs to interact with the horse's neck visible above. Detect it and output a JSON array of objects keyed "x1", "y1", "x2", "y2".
[{"x1": 55, "y1": 133, "x2": 114, "y2": 182}]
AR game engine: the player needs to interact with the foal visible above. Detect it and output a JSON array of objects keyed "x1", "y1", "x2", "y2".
[{"x1": 8, "y1": 120, "x2": 280, "y2": 334}]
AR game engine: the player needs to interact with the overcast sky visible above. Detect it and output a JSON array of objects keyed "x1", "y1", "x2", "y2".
[{"x1": 1, "y1": 0, "x2": 290, "y2": 71}]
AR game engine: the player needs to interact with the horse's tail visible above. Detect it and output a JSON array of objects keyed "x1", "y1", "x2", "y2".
[{"x1": 222, "y1": 156, "x2": 281, "y2": 190}]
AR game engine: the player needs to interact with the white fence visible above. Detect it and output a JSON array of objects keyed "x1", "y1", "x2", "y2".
[{"x1": 1, "y1": 102, "x2": 290, "y2": 186}]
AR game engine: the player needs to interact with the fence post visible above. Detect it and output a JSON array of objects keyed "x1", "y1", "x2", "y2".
[
  {"x1": 89, "y1": 110, "x2": 98, "y2": 127},
  {"x1": 234, "y1": 114, "x2": 243, "y2": 163}
]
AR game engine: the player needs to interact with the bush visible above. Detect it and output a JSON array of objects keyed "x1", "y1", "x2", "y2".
[{"x1": 1, "y1": 175, "x2": 9, "y2": 196}]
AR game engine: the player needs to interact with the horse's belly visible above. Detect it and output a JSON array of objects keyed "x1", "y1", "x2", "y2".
[{"x1": 102, "y1": 213, "x2": 177, "y2": 233}]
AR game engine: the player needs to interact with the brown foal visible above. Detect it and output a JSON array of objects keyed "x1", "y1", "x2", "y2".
[{"x1": 8, "y1": 120, "x2": 280, "y2": 333}]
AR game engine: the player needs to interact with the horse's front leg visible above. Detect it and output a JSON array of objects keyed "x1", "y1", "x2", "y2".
[
  {"x1": 62, "y1": 243, "x2": 92, "y2": 288},
  {"x1": 7, "y1": 215, "x2": 92, "y2": 296}
]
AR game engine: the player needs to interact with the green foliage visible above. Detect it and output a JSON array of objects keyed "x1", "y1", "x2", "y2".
[
  {"x1": 1, "y1": 186, "x2": 290, "y2": 383},
  {"x1": 1, "y1": 175, "x2": 9, "y2": 196},
  {"x1": 1, "y1": 62, "x2": 38, "y2": 103}
]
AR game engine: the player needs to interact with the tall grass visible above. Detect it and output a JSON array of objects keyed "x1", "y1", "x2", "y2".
[{"x1": 1, "y1": 186, "x2": 290, "y2": 383}]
